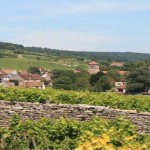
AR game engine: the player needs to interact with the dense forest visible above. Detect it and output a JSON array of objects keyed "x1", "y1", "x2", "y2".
[{"x1": 0, "y1": 41, "x2": 150, "y2": 61}]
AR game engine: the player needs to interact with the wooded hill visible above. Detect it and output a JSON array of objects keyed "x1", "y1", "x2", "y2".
[{"x1": 0, "y1": 41, "x2": 150, "y2": 62}]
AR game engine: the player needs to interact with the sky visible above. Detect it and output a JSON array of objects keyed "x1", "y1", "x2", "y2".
[{"x1": 0, "y1": 0, "x2": 150, "y2": 53}]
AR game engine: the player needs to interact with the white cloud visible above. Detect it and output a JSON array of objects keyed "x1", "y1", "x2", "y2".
[
  {"x1": 20, "y1": 1, "x2": 150, "y2": 15},
  {"x1": 2, "y1": 27, "x2": 150, "y2": 53},
  {"x1": 2, "y1": 1, "x2": 150, "y2": 22},
  {"x1": 2, "y1": 28, "x2": 127, "y2": 51}
]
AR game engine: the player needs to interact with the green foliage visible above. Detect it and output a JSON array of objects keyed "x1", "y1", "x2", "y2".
[
  {"x1": 0, "y1": 87, "x2": 150, "y2": 112},
  {"x1": 74, "y1": 70, "x2": 90, "y2": 90},
  {"x1": 52, "y1": 69, "x2": 64, "y2": 80},
  {"x1": 53, "y1": 70, "x2": 90, "y2": 90},
  {"x1": 124, "y1": 61, "x2": 150, "y2": 71},
  {"x1": 93, "y1": 76, "x2": 112, "y2": 92},
  {"x1": 0, "y1": 42, "x2": 24, "y2": 51},
  {"x1": 77, "y1": 118, "x2": 150, "y2": 150},
  {"x1": 28, "y1": 66, "x2": 41, "y2": 74},
  {"x1": 25, "y1": 46, "x2": 150, "y2": 62},
  {"x1": 76, "y1": 57, "x2": 84, "y2": 61},
  {"x1": 0, "y1": 41, "x2": 149, "y2": 73},
  {"x1": 0, "y1": 88, "x2": 48, "y2": 103},
  {"x1": 127, "y1": 83, "x2": 145, "y2": 93},
  {"x1": 90, "y1": 71, "x2": 105, "y2": 86},
  {"x1": 53, "y1": 75, "x2": 75, "y2": 90},
  {"x1": 127, "y1": 68, "x2": 150, "y2": 93},
  {"x1": 75, "y1": 77, "x2": 89, "y2": 90},
  {"x1": 90, "y1": 71, "x2": 111, "y2": 92},
  {"x1": 108, "y1": 69, "x2": 122, "y2": 81},
  {"x1": 53, "y1": 70, "x2": 76, "y2": 90},
  {"x1": 0, "y1": 116, "x2": 150, "y2": 149}
]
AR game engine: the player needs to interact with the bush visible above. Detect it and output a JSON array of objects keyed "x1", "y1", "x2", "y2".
[
  {"x1": 0, "y1": 116, "x2": 150, "y2": 150},
  {"x1": 0, "y1": 87, "x2": 150, "y2": 112}
]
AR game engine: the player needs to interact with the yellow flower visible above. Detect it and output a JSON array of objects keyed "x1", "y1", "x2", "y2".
[
  {"x1": 124, "y1": 136, "x2": 134, "y2": 141},
  {"x1": 101, "y1": 134, "x2": 110, "y2": 143},
  {"x1": 76, "y1": 143, "x2": 93, "y2": 150}
]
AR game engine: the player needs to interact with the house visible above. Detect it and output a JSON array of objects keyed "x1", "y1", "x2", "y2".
[
  {"x1": 0, "y1": 73, "x2": 24, "y2": 86},
  {"x1": 25, "y1": 81, "x2": 45, "y2": 89},
  {"x1": 19, "y1": 73, "x2": 45, "y2": 89},
  {"x1": 0, "y1": 69, "x2": 17, "y2": 74},
  {"x1": 1, "y1": 74, "x2": 11, "y2": 82},
  {"x1": 0, "y1": 81, "x2": 14, "y2": 87},
  {"x1": 9, "y1": 74, "x2": 24, "y2": 86},
  {"x1": 19, "y1": 73, "x2": 44, "y2": 82},
  {"x1": 0, "y1": 73, "x2": 8, "y2": 82},
  {"x1": 115, "y1": 81, "x2": 126, "y2": 87},
  {"x1": 42, "y1": 72, "x2": 53, "y2": 86},
  {"x1": 88, "y1": 61, "x2": 100, "y2": 74},
  {"x1": 110, "y1": 62, "x2": 124, "y2": 67},
  {"x1": 116, "y1": 84, "x2": 126, "y2": 94}
]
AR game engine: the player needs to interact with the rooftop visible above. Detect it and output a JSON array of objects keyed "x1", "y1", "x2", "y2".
[
  {"x1": 25, "y1": 82, "x2": 44, "y2": 87},
  {"x1": 117, "y1": 84, "x2": 126, "y2": 89},
  {"x1": 19, "y1": 73, "x2": 43, "y2": 81},
  {"x1": 88, "y1": 61, "x2": 99, "y2": 65}
]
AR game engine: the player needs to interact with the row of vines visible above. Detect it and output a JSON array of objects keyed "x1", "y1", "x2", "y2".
[
  {"x1": 0, "y1": 116, "x2": 150, "y2": 150},
  {"x1": 0, "y1": 87, "x2": 150, "y2": 112}
]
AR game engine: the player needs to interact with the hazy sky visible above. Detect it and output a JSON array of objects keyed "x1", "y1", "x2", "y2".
[{"x1": 0, "y1": 0, "x2": 150, "y2": 53}]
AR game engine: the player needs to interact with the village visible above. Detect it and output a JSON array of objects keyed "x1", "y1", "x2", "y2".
[{"x1": 0, "y1": 61, "x2": 140, "y2": 94}]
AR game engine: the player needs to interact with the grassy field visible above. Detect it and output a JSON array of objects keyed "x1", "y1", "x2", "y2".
[
  {"x1": 0, "y1": 47, "x2": 88, "y2": 71},
  {"x1": 0, "y1": 57, "x2": 88, "y2": 71}
]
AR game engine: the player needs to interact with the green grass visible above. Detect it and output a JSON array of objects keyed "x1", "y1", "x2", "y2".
[
  {"x1": 0, "y1": 57, "x2": 87, "y2": 71},
  {"x1": 0, "y1": 48, "x2": 88, "y2": 71}
]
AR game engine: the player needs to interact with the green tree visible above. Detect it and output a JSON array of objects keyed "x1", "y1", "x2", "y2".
[
  {"x1": 52, "y1": 69, "x2": 64, "y2": 80},
  {"x1": 28, "y1": 67, "x2": 41, "y2": 74},
  {"x1": 107, "y1": 69, "x2": 121, "y2": 81},
  {"x1": 75, "y1": 77, "x2": 89, "y2": 90},
  {"x1": 126, "y1": 68, "x2": 150, "y2": 93},
  {"x1": 53, "y1": 70, "x2": 76, "y2": 90},
  {"x1": 53, "y1": 75, "x2": 74, "y2": 90},
  {"x1": 93, "y1": 76, "x2": 111, "y2": 92},
  {"x1": 90, "y1": 71, "x2": 105, "y2": 86},
  {"x1": 74, "y1": 70, "x2": 90, "y2": 90}
]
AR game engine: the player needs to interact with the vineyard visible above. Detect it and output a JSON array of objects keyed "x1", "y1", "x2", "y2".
[
  {"x1": 0, "y1": 87, "x2": 150, "y2": 149},
  {"x1": 0, "y1": 87, "x2": 150, "y2": 112},
  {"x1": 0, "y1": 115, "x2": 150, "y2": 150}
]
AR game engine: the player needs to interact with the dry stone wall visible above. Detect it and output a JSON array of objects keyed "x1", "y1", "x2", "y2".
[{"x1": 0, "y1": 100, "x2": 150, "y2": 133}]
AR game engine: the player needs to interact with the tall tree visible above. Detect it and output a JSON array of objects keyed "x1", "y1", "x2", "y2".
[
  {"x1": 93, "y1": 76, "x2": 111, "y2": 92},
  {"x1": 90, "y1": 71, "x2": 105, "y2": 86},
  {"x1": 126, "y1": 68, "x2": 150, "y2": 93},
  {"x1": 52, "y1": 70, "x2": 76, "y2": 90}
]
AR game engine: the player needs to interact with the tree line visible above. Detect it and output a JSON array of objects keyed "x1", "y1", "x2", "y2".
[{"x1": 1, "y1": 41, "x2": 150, "y2": 61}]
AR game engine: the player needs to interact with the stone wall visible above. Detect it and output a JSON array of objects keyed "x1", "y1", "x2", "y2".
[{"x1": 0, "y1": 100, "x2": 150, "y2": 133}]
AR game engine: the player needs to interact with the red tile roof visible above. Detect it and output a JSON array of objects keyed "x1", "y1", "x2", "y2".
[
  {"x1": 0, "y1": 69, "x2": 16, "y2": 74},
  {"x1": 88, "y1": 61, "x2": 99, "y2": 65},
  {"x1": 19, "y1": 74, "x2": 43, "y2": 81},
  {"x1": 25, "y1": 82, "x2": 44, "y2": 87},
  {"x1": 117, "y1": 84, "x2": 126, "y2": 89}
]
